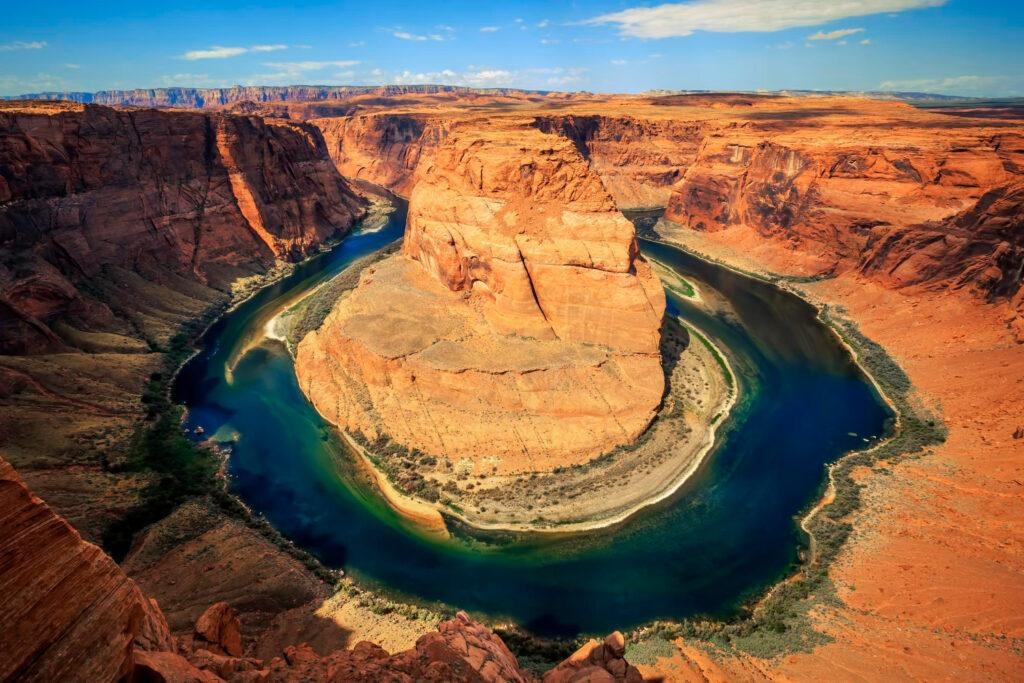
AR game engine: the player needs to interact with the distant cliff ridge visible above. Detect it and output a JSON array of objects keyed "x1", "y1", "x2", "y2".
[{"x1": 4, "y1": 84, "x2": 554, "y2": 109}]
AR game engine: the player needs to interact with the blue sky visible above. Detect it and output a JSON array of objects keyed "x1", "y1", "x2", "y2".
[{"x1": 1, "y1": 1, "x2": 1021, "y2": 97}]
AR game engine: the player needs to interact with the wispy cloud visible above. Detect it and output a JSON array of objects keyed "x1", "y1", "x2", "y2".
[
  {"x1": 389, "y1": 29, "x2": 447, "y2": 42},
  {"x1": 390, "y1": 65, "x2": 586, "y2": 89},
  {"x1": 584, "y1": 0, "x2": 945, "y2": 38},
  {"x1": 807, "y1": 28, "x2": 864, "y2": 40},
  {"x1": 537, "y1": 19, "x2": 551, "y2": 28},
  {"x1": 480, "y1": 26, "x2": 500, "y2": 33},
  {"x1": 861, "y1": 38, "x2": 873, "y2": 45},
  {"x1": 0, "y1": 40, "x2": 47, "y2": 51},
  {"x1": 181, "y1": 44, "x2": 288, "y2": 60},
  {"x1": 878, "y1": 74, "x2": 1011, "y2": 94},
  {"x1": 262, "y1": 60, "x2": 359, "y2": 71},
  {"x1": 610, "y1": 59, "x2": 628, "y2": 65},
  {"x1": 63, "y1": 63, "x2": 80, "y2": 69}
]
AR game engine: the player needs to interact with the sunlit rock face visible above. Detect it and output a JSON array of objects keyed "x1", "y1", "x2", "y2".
[{"x1": 297, "y1": 122, "x2": 665, "y2": 471}]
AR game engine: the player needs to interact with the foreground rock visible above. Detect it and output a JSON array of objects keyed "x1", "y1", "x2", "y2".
[
  {"x1": 297, "y1": 122, "x2": 665, "y2": 471},
  {"x1": 0, "y1": 456, "x2": 171, "y2": 681},
  {"x1": 0, "y1": 452, "x2": 648, "y2": 682}
]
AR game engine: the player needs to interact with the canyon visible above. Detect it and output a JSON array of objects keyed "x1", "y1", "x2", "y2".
[{"x1": 0, "y1": 88, "x2": 1022, "y2": 680}]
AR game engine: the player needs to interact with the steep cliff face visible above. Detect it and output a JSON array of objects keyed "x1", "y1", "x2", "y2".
[
  {"x1": 663, "y1": 117, "x2": 1024, "y2": 329},
  {"x1": 0, "y1": 102, "x2": 365, "y2": 354},
  {"x1": 312, "y1": 114, "x2": 440, "y2": 196},
  {"x1": 532, "y1": 114, "x2": 705, "y2": 209},
  {"x1": 297, "y1": 122, "x2": 665, "y2": 470},
  {"x1": 0, "y1": 101, "x2": 365, "y2": 557}
]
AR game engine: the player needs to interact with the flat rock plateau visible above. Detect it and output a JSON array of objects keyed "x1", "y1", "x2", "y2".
[{"x1": 1, "y1": 88, "x2": 1022, "y2": 680}]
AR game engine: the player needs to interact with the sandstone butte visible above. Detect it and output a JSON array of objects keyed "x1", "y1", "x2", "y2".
[
  {"x1": 295, "y1": 121, "x2": 666, "y2": 471},
  {"x1": 0, "y1": 90, "x2": 1022, "y2": 681}
]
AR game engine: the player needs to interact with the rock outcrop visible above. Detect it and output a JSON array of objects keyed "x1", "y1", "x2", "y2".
[
  {"x1": 2, "y1": 452, "x2": 651, "y2": 682},
  {"x1": 544, "y1": 631, "x2": 643, "y2": 683},
  {"x1": 297, "y1": 122, "x2": 665, "y2": 470},
  {"x1": 659, "y1": 104, "x2": 1024, "y2": 331},
  {"x1": 0, "y1": 455, "x2": 171, "y2": 681}
]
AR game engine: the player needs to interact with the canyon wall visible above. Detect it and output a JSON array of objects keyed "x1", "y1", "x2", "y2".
[
  {"x1": 0, "y1": 101, "x2": 365, "y2": 554},
  {"x1": 313, "y1": 114, "x2": 441, "y2": 196},
  {"x1": 531, "y1": 114, "x2": 704, "y2": 209},
  {"x1": 663, "y1": 118, "x2": 1024, "y2": 334},
  {"x1": 0, "y1": 101, "x2": 365, "y2": 355},
  {"x1": 297, "y1": 121, "x2": 666, "y2": 470}
]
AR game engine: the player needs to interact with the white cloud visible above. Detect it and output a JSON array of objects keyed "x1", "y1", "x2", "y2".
[
  {"x1": 537, "y1": 19, "x2": 551, "y2": 28},
  {"x1": 63, "y1": 63, "x2": 80, "y2": 69},
  {"x1": 585, "y1": 0, "x2": 945, "y2": 38},
  {"x1": 860, "y1": 38, "x2": 873, "y2": 44},
  {"x1": 540, "y1": 38, "x2": 560, "y2": 45},
  {"x1": 0, "y1": 72, "x2": 70, "y2": 95},
  {"x1": 480, "y1": 26, "x2": 500, "y2": 33},
  {"x1": 390, "y1": 29, "x2": 447, "y2": 42},
  {"x1": 181, "y1": 44, "x2": 287, "y2": 60},
  {"x1": 878, "y1": 74, "x2": 1013, "y2": 95},
  {"x1": 807, "y1": 28, "x2": 864, "y2": 40},
  {"x1": 0, "y1": 40, "x2": 47, "y2": 51},
  {"x1": 390, "y1": 65, "x2": 586, "y2": 89},
  {"x1": 262, "y1": 60, "x2": 359, "y2": 71},
  {"x1": 611, "y1": 59, "x2": 628, "y2": 65}
]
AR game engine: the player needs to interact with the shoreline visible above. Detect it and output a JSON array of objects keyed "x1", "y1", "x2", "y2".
[
  {"x1": 174, "y1": 211, "x2": 922, "y2": 646},
  {"x1": 639, "y1": 231, "x2": 937, "y2": 642}
]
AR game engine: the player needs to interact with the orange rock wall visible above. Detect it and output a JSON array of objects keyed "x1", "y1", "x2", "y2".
[{"x1": 0, "y1": 103, "x2": 365, "y2": 354}]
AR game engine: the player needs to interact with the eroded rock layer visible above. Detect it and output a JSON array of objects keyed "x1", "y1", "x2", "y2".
[
  {"x1": 0, "y1": 456, "x2": 171, "y2": 682},
  {"x1": 297, "y1": 122, "x2": 665, "y2": 469}
]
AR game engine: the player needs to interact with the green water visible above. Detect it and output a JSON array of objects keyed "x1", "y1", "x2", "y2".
[{"x1": 174, "y1": 200, "x2": 892, "y2": 637}]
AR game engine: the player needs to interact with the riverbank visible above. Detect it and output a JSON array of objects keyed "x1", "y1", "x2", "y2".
[
  {"x1": 276, "y1": 239, "x2": 737, "y2": 535},
  {"x1": 627, "y1": 223, "x2": 1024, "y2": 679},
  {"x1": 334, "y1": 313, "x2": 737, "y2": 536}
]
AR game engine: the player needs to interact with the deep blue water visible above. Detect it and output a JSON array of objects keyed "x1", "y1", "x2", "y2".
[{"x1": 173, "y1": 202, "x2": 892, "y2": 637}]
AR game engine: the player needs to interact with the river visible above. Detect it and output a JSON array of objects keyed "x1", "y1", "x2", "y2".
[{"x1": 173, "y1": 198, "x2": 892, "y2": 637}]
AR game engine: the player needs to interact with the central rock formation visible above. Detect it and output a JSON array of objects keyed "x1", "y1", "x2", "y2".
[{"x1": 297, "y1": 123, "x2": 665, "y2": 470}]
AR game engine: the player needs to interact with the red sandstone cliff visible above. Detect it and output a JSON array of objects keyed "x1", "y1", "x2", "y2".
[
  {"x1": 0, "y1": 456, "x2": 172, "y2": 681},
  {"x1": 0, "y1": 101, "x2": 365, "y2": 355},
  {"x1": 652, "y1": 105, "x2": 1020, "y2": 306}
]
